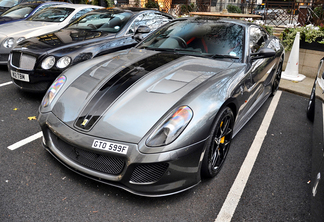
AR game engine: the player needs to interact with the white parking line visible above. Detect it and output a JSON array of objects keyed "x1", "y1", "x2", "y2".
[
  {"x1": 215, "y1": 91, "x2": 282, "y2": 222},
  {"x1": 0, "y1": 81, "x2": 12, "y2": 87},
  {"x1": 8, "y1": 131, "x2": 43, "y2": 151}
]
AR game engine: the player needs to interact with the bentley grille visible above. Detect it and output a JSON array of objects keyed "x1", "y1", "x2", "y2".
[{"x1": 11, "y1": 52, "x2": 36, "y2": 70}]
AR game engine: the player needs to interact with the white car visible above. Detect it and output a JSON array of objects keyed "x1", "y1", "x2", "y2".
[{"x1": 0, "y1": 4, "x2": 102, "y2": 64}]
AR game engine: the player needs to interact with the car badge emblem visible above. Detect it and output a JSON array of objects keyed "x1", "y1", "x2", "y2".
[{"x1": 81, "y1": 119, "x2": 89, "y2": 127}]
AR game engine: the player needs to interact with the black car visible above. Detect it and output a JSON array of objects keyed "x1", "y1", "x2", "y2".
[
  {"x1": 306, "y1": 57, "x2": 324, "y2": 221},
  {"x1": 8, "y1": 7, "x2": 173, "y2": 92}
]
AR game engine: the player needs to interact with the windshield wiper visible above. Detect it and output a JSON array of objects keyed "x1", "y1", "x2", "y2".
[
  {"x1": 210, "y1": 54, "x2": 239, "y2": 59},
  {"x1": 144, "y1": 47, "x2": 202, "y2": 54}
]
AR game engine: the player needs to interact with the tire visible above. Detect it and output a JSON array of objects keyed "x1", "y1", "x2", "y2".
[
  {"x1": 201, "y1": 106, "x2": 234, "y2": 178},
  {"x1": 307, "y1": 80, "x2": 316, "y2": 122},
  {"x1": 271, "y1": 57, "x2": 283, "y2": 96}
]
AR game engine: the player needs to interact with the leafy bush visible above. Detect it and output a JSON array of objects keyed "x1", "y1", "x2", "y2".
[
  {"x1": 226, "y1": 4, "x2": 241, "y2": 14},
  {"x1": 145, "y1": 0, "x2": 159, "y2": 9},
  {"x1": 180, "y1": 3, "x2": 196, "y2": 15},
  {"x1": 281, "y1": 24, "x2": 324, "y2": 51}
]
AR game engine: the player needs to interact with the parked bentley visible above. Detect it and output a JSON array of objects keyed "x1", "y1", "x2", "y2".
[
  {"x1": 0, "y1": 1, "x2": 69, "y2": 25},
  {"x1": 8, "y1": 8, "x2": 173, "y2": 92},
  {"x1": 0, "y1": 4, "x2": 102, "y2": 65},
  {"x1": 38, "y1": 17, "x2": 284, "y2": 196},
  {"x1": 306, "y1": 57, "x2": 324, "y2": 221}
]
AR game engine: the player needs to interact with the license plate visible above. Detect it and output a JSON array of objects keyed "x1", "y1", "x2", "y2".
[
  {"x1": 92, "y1": 139, "x2": 128, "y2": 155},
  {"x1": 11, "y1": 70, "x2": 30, "y2": 82}
]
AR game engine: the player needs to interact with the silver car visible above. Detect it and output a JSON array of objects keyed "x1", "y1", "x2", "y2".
[
  {"x1": 38, "y1": 18, "x2": 284, "y2": 196},
  {"x1": 0, "y1": 4, "x2": 102, "y2": 64}
]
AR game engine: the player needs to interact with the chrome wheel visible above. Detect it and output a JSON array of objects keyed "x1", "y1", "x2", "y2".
[{"x1": 201, "y1": 107, "x2": 234, "y2": 178}]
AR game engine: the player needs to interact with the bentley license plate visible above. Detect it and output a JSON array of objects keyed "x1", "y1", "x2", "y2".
[
  {"x1": 11, "y1": 70, "x2": 30, "y2": 82},
  {"x1": 92, "y1": 139, "x2": 128, "y2": 154}
]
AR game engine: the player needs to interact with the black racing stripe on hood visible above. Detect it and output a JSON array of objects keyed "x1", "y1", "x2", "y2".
[{"x1": 75, "y1": 52, "x2": 184, "y2": 130}]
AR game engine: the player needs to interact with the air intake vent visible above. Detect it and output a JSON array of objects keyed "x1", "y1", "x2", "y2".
[{"x1": 130, "y1": 163, "x2": 169, "y2": 184}]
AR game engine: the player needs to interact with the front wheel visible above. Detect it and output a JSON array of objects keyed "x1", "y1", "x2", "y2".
[
  {"x1": 201, "y1": 107, "x2": 234, "y2": 178},
  {"x1": 271, "y1": 57, "x2": 283, "y2": 96}
]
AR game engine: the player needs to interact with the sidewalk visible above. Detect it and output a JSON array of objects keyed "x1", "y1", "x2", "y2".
[{"x1": 279, "y1": 76, "x2": 314, "y2": 97}]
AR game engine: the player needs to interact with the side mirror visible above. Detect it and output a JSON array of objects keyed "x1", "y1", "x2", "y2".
[
  {"x1": 251, "y1": 48, "x2": 276, "y2": 60},
  {"x1": 133, "y1": 25, "x2": 151, "y2": 42}
]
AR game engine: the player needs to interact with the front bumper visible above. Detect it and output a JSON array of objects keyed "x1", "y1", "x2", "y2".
[
  {"x1": 8, "y1": 51, "x2": 62, "y2": 92},
  {"x1": 38, "y1": 112, "x2": 207, "y2": 197}
]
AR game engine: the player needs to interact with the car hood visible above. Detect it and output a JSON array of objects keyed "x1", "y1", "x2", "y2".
[
  {"x1": 0, "y1": 21, "x2": 62, "y2": 37},
  {"x1": 52, "y1": 49, "x2": 240, "y2": 143},
  {"x1": 18, "y1": 28, "x2": 116, "y2": 54}
]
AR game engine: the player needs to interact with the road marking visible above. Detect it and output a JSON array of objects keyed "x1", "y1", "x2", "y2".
[
  {"x1": 215, "y1": 91, "x2": 282, "y2": 222},
  {"x1": 0, "y1": 81, "x2": 12, "y2": 87},
  {"x1": 8, "y1": 131, "x2": 43, "y2": 151}
]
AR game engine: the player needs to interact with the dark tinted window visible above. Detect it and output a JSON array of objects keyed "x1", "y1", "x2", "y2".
[
  {"x1": 138, "y1": 19, "x2": 244, "y2": 60},
  {"x1": 68, "y1": 11, "x2": 133, "y2": 33}
]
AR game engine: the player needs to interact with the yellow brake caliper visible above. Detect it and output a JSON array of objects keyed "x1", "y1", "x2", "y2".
[{"x1": 220, "y1": 121, "x2": 225, "y2": 144}]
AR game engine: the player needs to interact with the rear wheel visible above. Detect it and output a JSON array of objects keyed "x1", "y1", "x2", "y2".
[{"x1": 201, "y1": 107, "x2": 234, "y2": 178}]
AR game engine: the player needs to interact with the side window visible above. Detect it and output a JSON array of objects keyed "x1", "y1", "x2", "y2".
[
  {"x1": 34, "y1": 4, "x2": 56, "y2": 14},
  {"x1": 128, "y1": 14, "x2": 144, "y2": 34},
  {"x1": 71, "y1": 8, "x2": 94, "y2": 21},
  {"x1": 249, "y1": 26, "x2": 267, "y2": 53},
  {"x1": 127, "y1": 13, "x2": 172, "y2": 34}
]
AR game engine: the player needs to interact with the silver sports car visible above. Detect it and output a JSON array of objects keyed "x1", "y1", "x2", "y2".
[{"x1": 38, "y1": 17, "x2": 284, "y2": 197}]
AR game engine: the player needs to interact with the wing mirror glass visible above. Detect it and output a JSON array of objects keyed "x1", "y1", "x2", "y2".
[
  {"x1": 251, "y1": 48, "x2": 276, "y2": 60},
  {"x1": 133, "y1": 25, "x2": 151, "y2": 42}
]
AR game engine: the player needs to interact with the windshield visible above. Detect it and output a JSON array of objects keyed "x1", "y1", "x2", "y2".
[
  {"x1": 27, "y1": 7, "x2": 74, "y2": 22},
  {"x1": 67, "y1": 10, "x2": 132, "y2": 33},
  {"x1": 0, "y1": 0, "x2": 18, "y2": 7},
  {"x1": 1, "y1": 4, "x2": 36, "y2": 18},
  {"x1": 138, "y1": 19, "x2": 244, "y2": 61}
]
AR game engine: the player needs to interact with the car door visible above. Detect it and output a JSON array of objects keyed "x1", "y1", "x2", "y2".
[{"x1": 248, "y1": 26, "x2": 277, "y2": 105}]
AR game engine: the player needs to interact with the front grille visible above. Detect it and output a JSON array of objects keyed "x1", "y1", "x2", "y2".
[
  {"x1": 51, "y1": 132, "x2": 125, "y2": 175},
  {"x1": 11, "y1": 52, "x2": 36, "y2": 70},
  {"x1": 130, "y1": 163, "x2": 169, "y2": 184}
]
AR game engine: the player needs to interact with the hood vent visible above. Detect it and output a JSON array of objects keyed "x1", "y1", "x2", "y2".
[{"x1": 75, "y1": 53, "x2": 184, "y2": 130}]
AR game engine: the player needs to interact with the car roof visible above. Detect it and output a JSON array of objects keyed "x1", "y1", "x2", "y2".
[{"x1": 50, "y1": 3, "x2": 102, "y2": 9}]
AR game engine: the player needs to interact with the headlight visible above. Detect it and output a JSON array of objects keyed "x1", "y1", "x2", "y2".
[
  {"x1": 3, "y1": 38, "x2": 14, "y2": 48},
  {"x1": 42, "y1": 75, "x2": 66, "y2": 107},
  {"x1": 56, "y1": 56, "x2": 71, "y2": 69},
  {"x1": 41, "y1": 56, "x2": 55, "y2": 70},
  {"x1": 146, "y1": 106, "x2": 193, "y2": 147},
  {"x1": 16, "y1": 37, "x2": 26, "y2": 44}
]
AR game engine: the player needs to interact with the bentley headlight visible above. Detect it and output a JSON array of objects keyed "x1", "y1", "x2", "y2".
[
  {"x1": 56, "y1": 56, "x2": 71, "y2": 69},
  {"x1": 41, "y1": 56, "x2": 55, "y2": 70},
  {"x1": 146, "y1": 106, "x2": 193, "y2": 147},
  {"x1": 3, "y1": 38, "x2": 14, "y2": 48},
  {"x1": 42, "y1": 75, "x2": 66, "y2": 107}
]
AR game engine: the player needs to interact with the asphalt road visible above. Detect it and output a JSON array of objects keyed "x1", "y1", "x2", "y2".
[{"x1": 0, "y1": 65, "x2": 312, "y2": 221}]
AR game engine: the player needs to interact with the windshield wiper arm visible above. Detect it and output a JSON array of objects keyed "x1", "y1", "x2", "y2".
[
  {"x1": 210, "y1": 54, "x2": 239, "y2": 59},
  {"x1": 143, "y1": 47, "x2": 202, "y2": 54}
]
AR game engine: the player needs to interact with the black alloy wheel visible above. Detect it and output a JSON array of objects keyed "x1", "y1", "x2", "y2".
[{"x1": 201, "y1": 106, "x2": 234, "y2": 178}]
